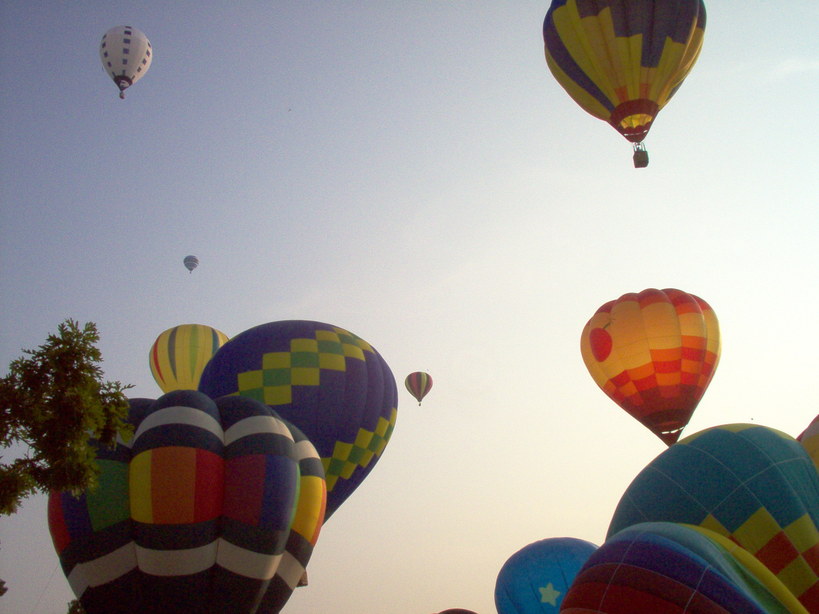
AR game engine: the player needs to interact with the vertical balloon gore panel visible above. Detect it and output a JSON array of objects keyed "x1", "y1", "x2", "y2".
[
  {"x1": 257, "y1": 421, "x2": 327, "y2": 613},
  {"x1": 215, "y1": 395, "x2": 299, "y2": 612},
  {"x1": 198, "y1": 320, "x2": 398, "y2": 519},
  {"x1": 128, "y1": 393, "x2": 225, "y2": 612},
  {"x1": 48, "y1": 446, "x2": 138, "y2": 613}
]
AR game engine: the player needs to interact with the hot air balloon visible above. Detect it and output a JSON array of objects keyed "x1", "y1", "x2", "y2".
[
  {"x1": 99, "y1": 26, "x2": 152, "y2": 99},
  {"x1": 543, "y1": 1, "x2": 706, "y2": 167},
  {"x1": 562, "y1": 522, "x2": 805, "y2": 614},
  {"x1": 797, "y1": 414, "x2": 819, "y2": 471},
  {"x1": 183, "y1": 255, "x2": 199, "y2": 273},
  {"x1": 580, "y1": 288, "x2": 720, "y2": 445},
  {"x1": 149, "y1": 324, "x2": 229, "y2": 393},
  {"x1": 495, "y1": 537, "x2": 597, "y2": 613},
  {"x1": 607, "y1": 424, "x2": 819, "y2": 612},
  {"x1": 198, "y1": 320, "x2": 398, "y2": 519},
  {"x1": 48, "y1": 391, "x2": 321, "y2": 614},
  {"x1": 405, "y1": 371, "x2": 433, "y2": 405}
]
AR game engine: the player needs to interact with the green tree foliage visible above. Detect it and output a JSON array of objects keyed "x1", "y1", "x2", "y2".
[{"x1": 0, "y1": 320, "x2": 132, "y2": 515}]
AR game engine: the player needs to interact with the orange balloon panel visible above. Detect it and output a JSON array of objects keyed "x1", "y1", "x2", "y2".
[{"x1": 581, "y1": 288, "x2": 720, "y2": 445}]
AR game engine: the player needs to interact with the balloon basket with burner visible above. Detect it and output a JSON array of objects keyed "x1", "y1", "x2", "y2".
[{"x1": 632, "y1": 142, "x2": 649, "y2": 168}]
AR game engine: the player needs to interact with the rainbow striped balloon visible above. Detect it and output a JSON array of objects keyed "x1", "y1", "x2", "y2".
[{"x1": 48, "y1": 391, "x2": 325, "y2": 614}]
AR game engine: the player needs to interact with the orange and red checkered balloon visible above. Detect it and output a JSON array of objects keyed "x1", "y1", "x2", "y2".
[{"x1": 580, "y1": 288, "x2": 720, "y2": 445}]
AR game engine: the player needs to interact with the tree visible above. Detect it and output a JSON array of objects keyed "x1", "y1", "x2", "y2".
[
  {"x1": 0, "y1": 319, "x2": 132, "y2": 515},
  {"x1": 67, "y1": 598, "x2": 86, "y2": 613}
]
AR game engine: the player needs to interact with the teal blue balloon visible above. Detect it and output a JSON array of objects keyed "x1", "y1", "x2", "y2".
[
  {"x1": 495, "y1": 537, "x2": 597, "y2": 613},
  {"x1": 607, "y1": 424, "x2": 819, "y2": 611}
]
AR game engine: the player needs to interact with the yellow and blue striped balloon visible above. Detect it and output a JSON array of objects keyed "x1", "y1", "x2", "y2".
[{"x1": 543, "y1": 1, "x2": 706, "y2": 145}]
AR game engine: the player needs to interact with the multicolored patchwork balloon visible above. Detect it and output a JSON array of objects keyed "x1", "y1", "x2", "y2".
[
  {"x1": 607, "y1": 424, "x2": 819, "y2": 612},
  {"x1": 47, "y1": 391, "x2": 320, "y2": 614},
  {"x1": 495, "y1": 537, "x2": 597, "y2": 613},
  {"x1": 149, "y1": 324, "x2": 229, "y2": 393},
  {"x1": 562, "y1": 522, "x2": 805, "y2": 614},
  {"x1": 198, "y1": 320, "x2": 398, "y2": 519},
  {"x1": 580, "y1": 288, "x2": 720, "y2": 445}
]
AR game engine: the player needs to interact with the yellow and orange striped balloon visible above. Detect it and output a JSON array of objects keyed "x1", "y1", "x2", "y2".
[
  {"x1": 149, "y1": 324, "x2": 229, "y2": 393},
  {"x1": 580, "y1": 288, "x2": 720, "y2": 445}
]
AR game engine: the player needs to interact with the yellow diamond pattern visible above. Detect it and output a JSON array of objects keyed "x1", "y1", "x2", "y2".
[
  {"x1": 235, "y1": 327, "x2": 373, "y2": 406},
  {"x1": 322, "y1": 409, "x2": 397, "y2": 491}
]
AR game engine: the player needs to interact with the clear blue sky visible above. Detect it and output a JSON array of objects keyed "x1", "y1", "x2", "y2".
[{"x1": 1, "y1": 3, "x2": 818, "y2": 613}]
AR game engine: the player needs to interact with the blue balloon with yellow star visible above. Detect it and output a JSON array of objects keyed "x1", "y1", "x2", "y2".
[{"x1": 494, "y1": 537, "x2": 597, "y2": 613}]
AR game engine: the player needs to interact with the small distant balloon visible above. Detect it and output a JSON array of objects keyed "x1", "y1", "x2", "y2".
[
  {"x1": 405, "y1": 371, "x2": 433, "y2": 405},
  {"x1": 183, "y1": 255, "x2": 199, "y2": 273},
  {"x1": 99, "y1": 26, "x2": 152, "y2": 99}
]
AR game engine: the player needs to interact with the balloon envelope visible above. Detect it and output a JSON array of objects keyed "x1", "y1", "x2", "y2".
[
  {"x1": 149, "y1": 323, "x2": 229, "y2": 393},
  {"x1": 99, "y1": 26, "x2": 152, "y2": 98},
  {"x1": 183, "y1": 255, "x2": 199, "y2": 272},
  {"x1": 543, "y1": 0, "x2": 706, "y2": 144},
  {"x1": 608, "y1": 424, "x2": 819, "y2": 612},
  {"x1": 495, "y1": 537, "x2": 597, "y2": 613},
  {"x1": 198, "y1": 320, "x2": 398, "y2": 519},
  {"x1": 48, "y1": 391, "x2": 310, "y2": 614},
  {"x1": 405, "y1": 371, "x2": 433, "y2": 405},
  {"x1": 580, "y1": 288, "x2": 720, "y2": 445},
  {"x1": 562, "y1": 522, "x2": 803, "y2": 614}
]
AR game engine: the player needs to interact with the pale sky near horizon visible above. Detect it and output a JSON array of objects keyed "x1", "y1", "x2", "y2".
[{"x1": 1, "y1": 3, "x2": 818, "y2": 613}]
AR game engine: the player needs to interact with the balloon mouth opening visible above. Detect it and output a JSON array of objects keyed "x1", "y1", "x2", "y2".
[
  {"x1": 658, "y1": 427, "x2": 684, "y2": 445},
  {"x1": 114, "y1": 76, "x2": 133, "y2": 90},
  {"x1": 610, "y1": 100, "x2": 659, "y2": 143}
]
